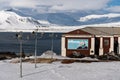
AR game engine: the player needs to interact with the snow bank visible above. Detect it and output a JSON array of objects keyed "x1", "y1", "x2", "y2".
[
  {"x1": 40, "y1": 50, "x2": 56, "y2": 58},
  {"x1": 40, "y1": 50, "x2": 69, "y2": 59}
]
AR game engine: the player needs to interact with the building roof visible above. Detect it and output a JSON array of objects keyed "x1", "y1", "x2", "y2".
[
  {"x1": 81, "y1": 27, "x2": 120, "y2": 35},
  {"x1": 64, "y1": 27, "x2": 120, "y2": 36}
]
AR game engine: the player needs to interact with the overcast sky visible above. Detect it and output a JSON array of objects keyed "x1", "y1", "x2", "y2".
[{"x1": 0, "y1": 0, "x2": 120, "y2": 13}]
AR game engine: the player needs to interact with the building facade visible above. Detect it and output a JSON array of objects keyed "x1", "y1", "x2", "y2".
[{"x1": 61, "y1": 27, "x2": 120, "y2": 57}]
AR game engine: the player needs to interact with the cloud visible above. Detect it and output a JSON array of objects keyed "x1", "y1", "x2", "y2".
[
  {"x1": 50, "y1": 0, "x2": 110, "y2": 11},
  {"x1": 9, "y1": 0, "x2": 37, "y2": 8},
  {"x1": 0, "y1": 0, "x2": 10, "y2": 9},
  {"x1": 107, "y1": 6, "x2": 120, "y2": 12},
  {"x1": 0, "y1": 0, "x2": 37, "y2": 9},
  {"x1": 35, "y1": 0, "x2": 110, "y2": 12},
  {"x1": 0, "y1": 0, "x2": 111, "y2": 12}
]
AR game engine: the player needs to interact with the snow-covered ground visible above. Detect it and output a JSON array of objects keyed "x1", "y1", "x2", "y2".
[{"x1": 0, "y1": 59, "x2": 120, "y2": 80}]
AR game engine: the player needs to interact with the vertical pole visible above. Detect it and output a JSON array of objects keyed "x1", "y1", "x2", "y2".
[
  {"x1": 19, "y1": 33, "x2": 22, "y2": 78},
  {"x1": 51, "y1": 33, "x2": 54, "y2": 51},
  {"x1": 51, "y1": 33, "x2": 54, "y2": 59},
  {"x1": 34, "y1": 29, "x2": 38, "y2": 68},
  {"x1": 99, "y1": 36, "x2": 103, "y2": 55}
]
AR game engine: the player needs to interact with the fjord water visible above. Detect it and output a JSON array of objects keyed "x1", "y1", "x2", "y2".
[{"x1": 0, "y1": 32, "x2": 62, "y2": 56}]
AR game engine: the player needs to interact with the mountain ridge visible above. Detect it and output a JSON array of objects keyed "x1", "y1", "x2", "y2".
[
  {"x1": 0, "y1": 9, "x2": 120, "y2": 32},
  {"x1": 4, "y1": 8, "x2": 120, "y2": 26},
  {"x1": 0, "y1": 10, "x2": 43, "y2": 31}
]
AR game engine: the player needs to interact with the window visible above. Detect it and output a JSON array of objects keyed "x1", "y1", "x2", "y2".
[
  {"x1": 67, "y1": 39, "x2": 88, "y2": 50},
  {"x1": 104, "y1": 39, "x2": 109, "y2": 46}
]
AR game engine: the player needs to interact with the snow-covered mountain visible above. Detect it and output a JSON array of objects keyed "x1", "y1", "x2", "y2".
[
  {"x1": 78, "y1": 13, "x2": 120, "y2": 25},
  {"x1": 79, "y1": 13, "x2": 120, "y2": 22},
  {"x1": 5, "y1": 8, "x2": 81, "y2": 26},
  {"x1": 5, "y1": 8, "x2": 120, "y2": 26},
  {"x1": 1, "y1": 9, "x2": 120, "y2": 32},
  {"x1": 0, "y1": 10, "x2": 43, "y2": 32},
  {"x1": 47, "y1": 13, "x2": 80, "y2": 26}
]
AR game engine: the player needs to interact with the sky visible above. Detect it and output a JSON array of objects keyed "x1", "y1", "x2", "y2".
[{"x1": 0, "y1": 0, "x2": 120, "y2": 13}]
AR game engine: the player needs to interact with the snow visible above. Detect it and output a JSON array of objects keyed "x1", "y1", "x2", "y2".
[
  {"x1": 79, "y1": 13, "x2": 120, "y2": 22},
  {"x1": 38, "y1": 20, "x2": 51, "y2": 25},
  {"x1": 85, "y1": 22, "x2": 120, "y2": 27},
  {"x1": 0, "y1": 10, "x2": 80, "y2": 32},
  {"x1": 1, "y1": 10, "x2": 120, "y2": 33},
  {"x1": 40, "y1": 50, "x2": 57, "y2": 58},
  {"x1": 0, "y1": 10, "x2": 41, "y2": 32},
  {"x1": 0, "y1": 59, "x2": 120, "y2": 80},
  {"x1": 39, "y1": 50, "x2": 70, "y2": 59},
  {"x1": 0, "y1": 11, "x2": 21, "y2": 22}
]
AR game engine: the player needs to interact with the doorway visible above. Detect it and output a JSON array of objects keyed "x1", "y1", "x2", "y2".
[
  {"x1": 95, "y1": 37, "x2": 100, "y2": 55},
  {"x1": 114, "y1": 40, "x2": 118, "y2": 54}
]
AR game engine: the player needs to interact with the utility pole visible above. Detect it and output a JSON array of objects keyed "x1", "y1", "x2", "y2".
[
  {"x1": 51, "y1": 33, "x2": 54, "y2": 52},
  {"x1": 34, "y1": 28, "x2": 38, "y2": 68},
  {"x1": 50, "y1": 33, "x2": 57, "y2": 59},
  {"x1": 16, "y1": 32, "x2": 23, "y2": 78},
  {"x1": 32, "y1": 26, "x2": 44, "y2": 68},
  {"x1": 20, "y1": 36, "x2": 22, "y2": 78}
]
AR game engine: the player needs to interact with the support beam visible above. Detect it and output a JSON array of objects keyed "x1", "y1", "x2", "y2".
[
  {"x1": 90, "y1": 37, "x2": 95, "y2": 55},
  {"x1": 61, "y1": 37, "x2": 66, "y2": 56},
  {"x1": 109, "y1": 36, "x2": 114, "y2": 52},
  {"x1": 118, "y1": 37, "x2": 120, "y2": 54},
  {"x1": 99, "y1": 37, "x2": 103, "y2": 55}
]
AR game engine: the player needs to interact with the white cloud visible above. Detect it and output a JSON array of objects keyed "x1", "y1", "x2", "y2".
[
  {"x1": 0, "y1": 0, "x2": 38, "y2": 9},
  {"x1": 0, "y1": 0, "x2": 111, "y2": 12},
  {"x1": 50, "y1": 0, "x2": 110, "y2": 11},
  {"x1": 0, "y1": 0, "x2": 10, "y2": 9},
  {"x1": 9, "y1": 0, "x2": 37, "y2": 8},
  {"x1": 107, "y1": 6, "x2": 120, "y2": 12}
]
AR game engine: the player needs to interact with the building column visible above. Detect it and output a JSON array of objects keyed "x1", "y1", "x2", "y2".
[
  {"x1": 109, "y1": 36, "x2": 114, "y2": 52},
  {"x1": 99, "y1": 37, "x2": 103, "y2": 55},
  {"x1": 90, "y1": 37, "x2": 95, "y2": 55},
  {"x1": 118, "y1": 37, "x2": 120, "y2": 54},
  {"x1": 61, "y1": 37, "x2": 66, "y2": 56}
]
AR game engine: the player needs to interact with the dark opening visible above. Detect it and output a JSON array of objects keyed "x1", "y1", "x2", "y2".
[
  {"x1": 95, "y1": 38, "x2": 100, "y2": 55},
  {"x1": 114, "y1": 40, "x2": 118, "y2": 54}
]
